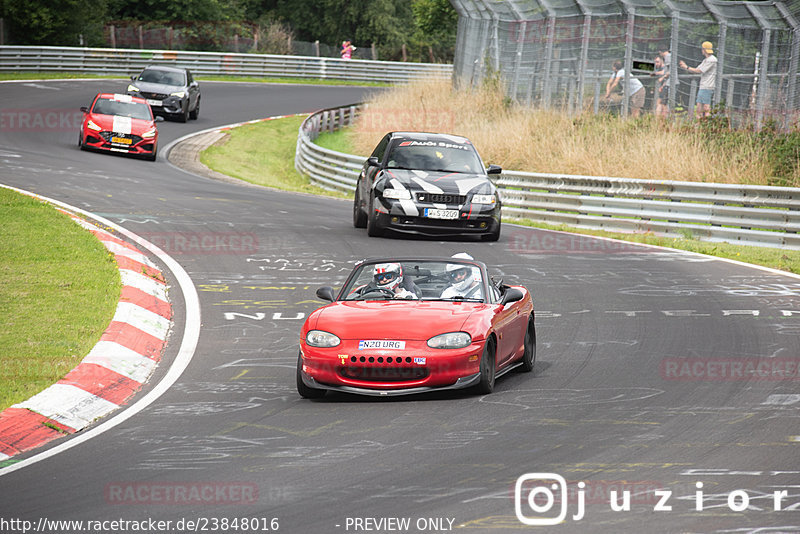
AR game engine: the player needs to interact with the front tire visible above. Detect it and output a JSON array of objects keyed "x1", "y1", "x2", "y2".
[
  {"x1": 177, "y1": 103, "x2": 188, "y2": 123},
  {"x1": 189, "y1": 98, "x2": 200, "y2": 120},
  {"x1": 366, "y1": 194, "x2": 384, "y2": 237},
  {"x1": 483, "y1": 222, "x2": 501, "y2": 242},
  {"x1": 296, "y1": 354, "x2": 326, "y2": 399},
  {"x1": 519, "y1": 317, "x2": 536, "y2": 373},
  {"x1": 353, "y1": 183, "x2": 367, "y2": 228},
  {"x1": 473, "y1": 340, "x2": 496, "y2": 395}
]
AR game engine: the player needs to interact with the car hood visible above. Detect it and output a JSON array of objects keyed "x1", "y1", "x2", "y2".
[
  {"x1": 314, "y1": 300, "x2": 488, "y2": 341},
  {"x1": 131, "y1": 81, "x2": 185, "y2": 95},
  {"x1": 381, "y1": 169, "x2": 494, "y2": 196},
  {"x1": 88, "y1": 113, "x2": 154, "y2": 134}
]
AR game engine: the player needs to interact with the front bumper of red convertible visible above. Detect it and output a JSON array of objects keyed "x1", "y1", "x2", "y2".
[{"x1": 299, "y1": 340, "x2": 485, "y2": 396}]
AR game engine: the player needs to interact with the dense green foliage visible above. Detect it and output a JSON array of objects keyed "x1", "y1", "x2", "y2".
[
  {"x1": 1, "y1": 0, "x2": 109, "y2": 46},
  {"x1": 1, "y1": 0, "x2": 458, "y2": 61}
]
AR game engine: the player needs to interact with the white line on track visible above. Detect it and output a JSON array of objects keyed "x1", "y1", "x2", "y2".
[{"x1": 0, "y1": 184, "x2": 201, "y2": 477}]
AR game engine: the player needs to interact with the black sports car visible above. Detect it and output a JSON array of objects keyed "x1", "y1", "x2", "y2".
[
  {"x1": 127, "y1": 65, "x2": 200, "y2": 122},
  {"x1": 352, "y1": 132, "x2": 502, "y2": 241}
]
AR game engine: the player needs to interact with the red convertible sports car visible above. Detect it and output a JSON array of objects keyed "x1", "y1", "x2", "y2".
[
  {"x1": 297, "y1": 256, "x2": 535, "y2": 398},
  {"x1": 79, "y1": 93, "x2": 161, "y2": 161}
]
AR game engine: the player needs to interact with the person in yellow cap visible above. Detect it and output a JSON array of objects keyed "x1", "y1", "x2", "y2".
[{"x1": 679, "y1": 41, "x2": 717, "y2": 119}]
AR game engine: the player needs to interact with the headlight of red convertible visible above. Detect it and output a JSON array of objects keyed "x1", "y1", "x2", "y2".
[
  {"x1": 427, "y1": 332, "x2": 472, "y2": 349},
  {"x1": 306, "y1": 330, "x2": 340, "y2": 348}
]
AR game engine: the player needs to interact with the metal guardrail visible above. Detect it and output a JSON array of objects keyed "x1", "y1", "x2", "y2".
[
  {"x1": 296, "y1": 104, "x2": 800, "y2": 250},
  {"x1": 295, "y1": 105, "x2": 363, "y2": 193},
  {"x1": 0, "y1": 45, "x2": 453, "y2": 84}
]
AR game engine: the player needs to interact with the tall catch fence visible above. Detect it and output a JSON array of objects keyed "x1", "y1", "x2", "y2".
[{"x1": 451, "y1": 0, "x2": 800, "y2": 129}]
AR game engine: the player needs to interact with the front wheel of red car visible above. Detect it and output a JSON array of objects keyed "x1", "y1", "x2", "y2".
[
  {"x1": 296, "y1": 354, "x2": 326, "y2": 399},
  {"x1": 519, "y1": 317, "x2": 536, "y2": 373},
  {"x1": 473, "y1": 340, "x2": 496, "y2": 395}
]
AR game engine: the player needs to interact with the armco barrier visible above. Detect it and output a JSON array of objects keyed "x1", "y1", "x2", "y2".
[
  {"x1": 0, "y1": 45, "x2": 452, "y2": 84},
  {"x1": 296, "y1": 105, "x2": 800, "y2": 250}
]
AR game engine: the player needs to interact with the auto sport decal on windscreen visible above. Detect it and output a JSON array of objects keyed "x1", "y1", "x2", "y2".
[
  {"x1": 398, "y1": 140, "x2": 471, "y2": 151},
  {"x1": 358, "y1": 340, "x2": 406, "y2": 350}
]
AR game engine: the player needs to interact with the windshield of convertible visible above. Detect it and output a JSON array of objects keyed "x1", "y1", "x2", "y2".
[
  {"x1": 385, "y1": 141, "x2": 484, "y2": 174},
  {"x1": 341, "y1": 260, "x2": 485, "y2": 302}
]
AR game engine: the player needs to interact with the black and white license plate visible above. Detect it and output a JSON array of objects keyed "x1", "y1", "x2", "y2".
[{"x1": 424, "y1": 208, "x2": 459, "y2": 220}]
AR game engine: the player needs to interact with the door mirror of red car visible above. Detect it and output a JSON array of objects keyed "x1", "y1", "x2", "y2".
[
  {"x1": 80, "y1": 106, "x2": 88, "y2": 113},
  {"x1": 487, "y1": 164, "x2": 502, "y2": 175},
  {"x1": 154, "y1": 116, "x2": 164, "y2": 122},
  {"x1": 500, "y1": 287, "x2": 523, "y2": 306},
  {"x1": 316, "y1": 286, "x2": 336, "y2": 302}
]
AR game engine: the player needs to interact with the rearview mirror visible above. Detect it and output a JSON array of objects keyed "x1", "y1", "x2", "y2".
[
  {"x1": 316, "y1": 286, "x2": 335, "y2": 302},
  {"x1": 500, "y1": 287, "x2": 523, "y2": 306},
  {"x1": 367, "y1": 156, "x2": 379, "y2": 167},
  {"x1": 487, "y1": 164, "x2": 502, "y2": 175}
]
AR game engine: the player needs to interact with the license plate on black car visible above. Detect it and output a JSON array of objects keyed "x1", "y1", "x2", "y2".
[{"x1": 424, "y1": 208, "x2": 459, "y2": 220}]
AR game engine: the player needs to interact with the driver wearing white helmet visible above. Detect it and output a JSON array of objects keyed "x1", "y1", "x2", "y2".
[
  {"x1": 441, "y1": 253, "x2": 482, "y2": 300},
  {"x1": 361, "y1": 262, "x2": 420, "y2": 299}
]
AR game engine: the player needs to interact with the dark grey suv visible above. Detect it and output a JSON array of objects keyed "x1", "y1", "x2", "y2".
[{"x1": 127, "y1": 65, "x2": 200, "y2": 122}]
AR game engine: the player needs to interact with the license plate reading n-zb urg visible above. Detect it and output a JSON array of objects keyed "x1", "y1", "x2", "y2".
[{"x1": 359, "y1": 340, "x2": 406, "y2": 350}]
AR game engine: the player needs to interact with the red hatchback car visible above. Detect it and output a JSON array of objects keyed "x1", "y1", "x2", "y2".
[
  {"x1": 297, "y1": 257, "x2": 536, "y2": 398},
  {"x1": 79, "y1": 93, "x2": 160, "y2": 161}
]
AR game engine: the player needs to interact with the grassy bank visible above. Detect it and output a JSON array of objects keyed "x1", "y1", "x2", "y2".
[
  {"x1": 0, "y1": 188, "x2": 120, "y2": 412},
  {"x1": 348, "y1": 79, "x2": 798, "y2": 187},
  {"x1": 200, "y1": 115, "x2": 348, "y2": 198}
]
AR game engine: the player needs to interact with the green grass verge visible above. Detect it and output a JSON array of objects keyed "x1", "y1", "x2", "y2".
[
  {"x1": 314, "y1": 129, "x2": 360, "y2": 154},
  {"x1": 200, "y1": 116, "x2": 349, "y2": 198},
  {"x1": 0, "y1": 188, "x2": 121, "y2": 412}
]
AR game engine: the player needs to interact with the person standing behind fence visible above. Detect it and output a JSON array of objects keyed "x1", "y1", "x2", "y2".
[
  {"x1": 604, "y1": 60, "x2": 645, "y2": 118},
  {"x1": 652, "y1": 54, "x2": 669, "y2": 118},
  {"x1": 679, "y1": 41, "x2": 717, "y2": 119},
  {"x1": 341, "y1": 39, "x2": 354, "y2": 60}
]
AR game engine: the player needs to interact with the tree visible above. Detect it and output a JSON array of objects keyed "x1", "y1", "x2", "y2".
[
  {"x1": 410, "y1": 0, "x2": 457, "y2": 62},
  {"x1": 2, "y1": 0, "x2": 109, "y2": 46}
]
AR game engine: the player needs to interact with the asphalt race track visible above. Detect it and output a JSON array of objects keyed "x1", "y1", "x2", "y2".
[{"x1": 1, "y1": 79, "x2": 800, "y2": 534}]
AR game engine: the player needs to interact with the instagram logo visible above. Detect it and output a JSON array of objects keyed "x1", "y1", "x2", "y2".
[{"x1": 515, "y1": 473, "x2": 580, "y2": 525}]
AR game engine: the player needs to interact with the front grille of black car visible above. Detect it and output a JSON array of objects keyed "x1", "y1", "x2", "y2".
[
  {"x1": 140, "y1": 92, "x2": 169, "y2": 100},
  {"x1": 415, "y1": 193, "x2": 467, "y2": 204}
]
